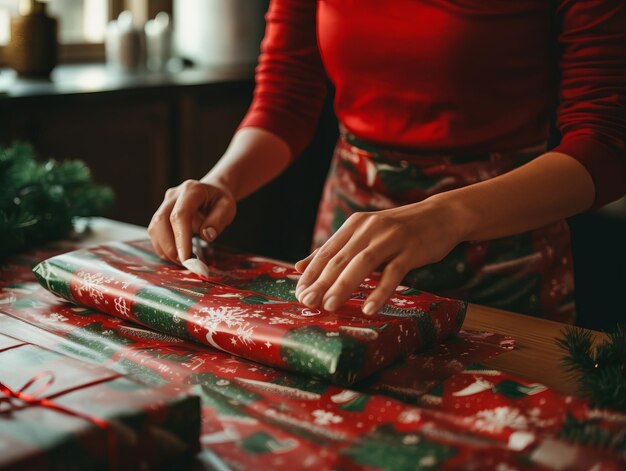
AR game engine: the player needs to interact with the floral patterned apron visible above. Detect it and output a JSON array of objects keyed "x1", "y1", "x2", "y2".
[{"x1": 312, "y1": 127, "x2": 575, "y2": 323}]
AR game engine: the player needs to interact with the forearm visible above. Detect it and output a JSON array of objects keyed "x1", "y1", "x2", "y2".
[
  {"x1": 201, "y1": 127, "x2": 292, "y2": 200},
  {"x1": 438, "y1": 151, "x2": 596, "y2": 242}
]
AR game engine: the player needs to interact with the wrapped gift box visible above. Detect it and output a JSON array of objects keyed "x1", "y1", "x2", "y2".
[
  {"x1": 32, "y1": 240, "x2": 467, "y2": 385},
  {"x1": 0, "y1": 332, "x2": 200, "y2": 471},
  {"x1": 2, "y1": 289, "x2": 625, "y2": 469}
]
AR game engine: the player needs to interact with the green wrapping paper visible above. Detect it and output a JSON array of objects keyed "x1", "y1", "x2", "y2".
[
  {"x1": 0, "y1": 332, "x2": 200, "y2": 471},
  {"x1": 32, "y1": 240, "x2": 467, "y2": 385}
]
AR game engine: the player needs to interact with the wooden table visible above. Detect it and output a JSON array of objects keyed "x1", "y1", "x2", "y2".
[{"x1": 76, "y1": 218, "x2": 601, "y2": 396}]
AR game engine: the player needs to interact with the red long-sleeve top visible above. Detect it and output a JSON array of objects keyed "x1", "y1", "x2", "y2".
[{"x1": 240, "y1": 0, "x2": 626, "y2": 207}]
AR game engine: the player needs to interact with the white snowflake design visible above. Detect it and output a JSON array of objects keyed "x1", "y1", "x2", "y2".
[
  {"x1": 472, "y1": 407, "x2": 529, "y2": 433},
  {"x1": 398, "y1": 409, "x2": 422, "y2": 424},
  {"x1": 196, "y1": 306, "x2": 255, "y2": 347},
  {"x1": 75, "y1": 271, "x2": 113, "y2": 305},
  {"x1": 269, "y1": 316, "x2": 295, "y2": 325},
  {"x1": 390, "y1": 297, "x2": 415, "y2": 307},
  {"x1": 312, "y1": 409, "x2": 343, "y2": 426}
]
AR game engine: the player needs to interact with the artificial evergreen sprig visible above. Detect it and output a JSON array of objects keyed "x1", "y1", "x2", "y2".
[
  {"x1": 0, "y1": 142, "x2": 114, "y2": 258},
  {"x1": 557, "y1": 325, "x2": 626, "y2": 412}
]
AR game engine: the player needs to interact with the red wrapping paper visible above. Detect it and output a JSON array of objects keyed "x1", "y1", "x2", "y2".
[
  {"x1": 3, "y1": 241, "x2": 625, "y2": 469},
  {"x1": 31, "y1": 240, "x2": 467, "y2": 385},
  {"x1": 2, "y1": 301, "x2": 625, "y2": 470}
]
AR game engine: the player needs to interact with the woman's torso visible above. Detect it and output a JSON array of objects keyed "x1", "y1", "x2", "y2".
[{"x1": 317, "y1": 0, "x2": 557, "y2": 154}]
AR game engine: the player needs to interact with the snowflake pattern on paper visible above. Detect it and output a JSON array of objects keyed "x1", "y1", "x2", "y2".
[
  {"x1": 399, "y1": 409, "x2": 422, "y2": 424},
  {"x1": 390, "y1": 297, "x2": 415, "y2": 307},
  {"x1": 312, "y1": 409, "x2": 343, "y2": 426},
  {"x1": 75, "y1": 271, "x2": 113, "y2": 305},
  {"x1": 472, "y1": 407, "x2": 529, "y2": 433},
  {"x1": 196, "y1": 306, "x2": 255, "y2": 347}
]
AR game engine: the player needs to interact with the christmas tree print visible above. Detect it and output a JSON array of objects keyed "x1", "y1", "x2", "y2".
[
  {"x1": 280, "y1": 326, "x2": 366, "y2": 385},
  {"x1": 343, "y1": 424, "x2": 456, "y2": 470},
  {"x1": 134, "y1": 286, "x2": 198, "y2": 340},
  {"x1": 239, "y1": 274, "x2": 296, "y2": 302}
]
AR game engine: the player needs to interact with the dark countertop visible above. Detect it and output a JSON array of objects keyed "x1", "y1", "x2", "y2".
[{"x1": 0, "y1": 62, "x2": 255, "y2": 99}]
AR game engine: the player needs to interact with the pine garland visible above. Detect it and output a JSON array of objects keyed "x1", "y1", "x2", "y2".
[
  {"x1": 0, "y1": 142, "x2": 114, "y2": 258},
  {"x1": 557, "y1": 325, "x2": 626, "y2": 412}
]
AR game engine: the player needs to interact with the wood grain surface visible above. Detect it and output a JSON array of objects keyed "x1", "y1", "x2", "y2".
[{"x1": 464, "y1": 304, "x2": 605, "y2": 396}]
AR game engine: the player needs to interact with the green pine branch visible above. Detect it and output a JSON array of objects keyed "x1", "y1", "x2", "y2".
[
  {"x1": 557, "y1": 325, "x2": 626, "y2": 412},
  {"x1": 0, "y1": 142, "x2": 114, "y2": 258},
  {"x1": 559, "y1": 413, "x2": 626, "y2": 457}
]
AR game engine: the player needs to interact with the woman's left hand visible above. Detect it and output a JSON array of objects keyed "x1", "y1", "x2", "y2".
[{"x1": 294, "y1": 195, "x2": 469, "y2": 315}]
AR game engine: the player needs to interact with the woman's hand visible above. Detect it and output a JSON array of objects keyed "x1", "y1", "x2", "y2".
[
  {"x1": 294, "y1": 196, "x2": 469, "y2": 315},
  {"x1": 148, "y1": 179, "x2": 236, "y2": 264}
]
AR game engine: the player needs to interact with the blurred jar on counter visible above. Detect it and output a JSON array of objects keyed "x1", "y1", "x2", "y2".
[
  {"x1": 105, "y1": 10, "x2": 145, "y2": 72},
  {"x1": 6, "y1": 0, "x2": 58, "y2": 78},
  {"x1": 145, "y1": 12, "x2": 172, "y2": 72}
]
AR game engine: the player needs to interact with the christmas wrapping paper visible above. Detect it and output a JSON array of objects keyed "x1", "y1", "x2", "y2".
[
  {"x1": 2, "y1": 298, "x2": 625, "y2": 470},
  {"x1": 30, "y1": 240, "x2": 468, "y2": 385},
  {"x1": 0, "y1": 300, "x2": 509, "y2": 470},
  {"x1": 0, "y1": 332, "x2": 201, "y2": 471},
  {"x1": 3, "y1": 242, "x2": 625, "y2": 469},
  {"x1": 1, "y1": 283, "x2": 625, "y2": 469}
]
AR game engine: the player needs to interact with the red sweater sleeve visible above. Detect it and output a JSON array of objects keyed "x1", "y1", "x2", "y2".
[
  {"x1": 553, "y1": 1, "x2": 626, "y2": 208},
  {"x1": 238, "y1": 0, "x2": 327, "y2": 159}
]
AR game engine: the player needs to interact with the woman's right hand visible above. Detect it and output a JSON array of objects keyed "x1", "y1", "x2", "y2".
[{"x1": 148, "y1": 179, "x2": 236, "y2": 264}]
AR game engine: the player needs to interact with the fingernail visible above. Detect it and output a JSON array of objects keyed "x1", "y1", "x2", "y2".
[
  {"x1": 176, "y1": 246, "x2": 185, "y2": 263},
  {"x1": 203, "y1": 227, "x2": 217, "y2": 242},
  {"x1": 302, "y1": 291, "x2": 319, "y2": 307},
  {"x1": 323, "y1": 296, "x2": 337, "y2": 311},
  {"x1": 362, "y1": 302, "x2": 377, "y2": 316}
]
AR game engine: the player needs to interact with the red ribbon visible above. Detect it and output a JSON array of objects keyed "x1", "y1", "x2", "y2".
[{"x1": 0, "y1": 355, "x2": 125, "y2": 470}]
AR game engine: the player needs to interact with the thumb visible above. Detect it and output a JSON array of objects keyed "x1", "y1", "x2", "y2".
[{"x1": 200, "y1": 195, "x2": 236, "y2": 242}]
